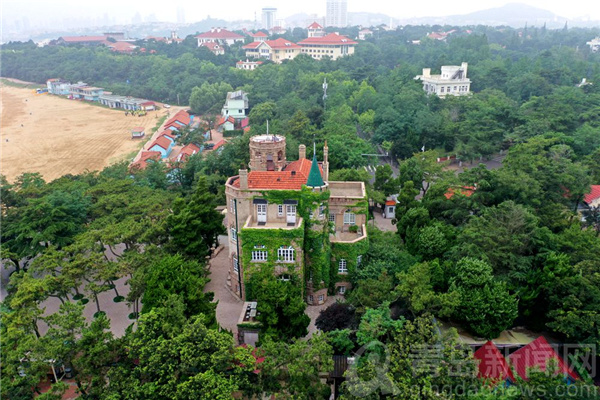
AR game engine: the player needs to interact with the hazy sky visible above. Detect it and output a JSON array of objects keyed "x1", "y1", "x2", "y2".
[{"x1": 3, "y1": 0, "x2": 600, "y2": 30}]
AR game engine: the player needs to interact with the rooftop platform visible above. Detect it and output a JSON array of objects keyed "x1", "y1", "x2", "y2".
[
  {"x1": 330, "y1": 224, "x2": 367, "y2": 243},
  {"x1": 328, "y1": 181, "x2": 365, "y2": 199}
]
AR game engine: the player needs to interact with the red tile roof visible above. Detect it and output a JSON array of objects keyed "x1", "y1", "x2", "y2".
[
  {"x1": 385, "y1": 200, "x2": 396, "y2": 206},
  {"x1": 474, "y1": 341, "x2": 515, "y2": 383},
  {"x1": 60, "y1": 35, "x2": 107, "y2": 43},
  {"x1": 242, "y1": 41, "x2": 262, "y2": 50},
  {"x1": 508, "y1": 336, "x2": 579, "y2": 381},
  {"x1": 196, "y1": 29, "x2": 244, "y2": 40},
  {"x1": 237, "y1": 60, "x2": 263, "y2": 65},
  {"x1": 149, "y1": 135, "x2": 172, "y2": 150},
  {"x1": 307, "y1": 22, "x2": 323, "y2": 29},
  {"x1": 131, "y1": 151, "x2": 161, "y2": 170},
  {"x1": 265, "y1": 38, "x2": 301, "y2": 49},
  {"x1": 106, "y1": 41, "x2": 138, "y2": 53},
  {"x1": 165, "y1": 110, "x2": 191, "y2": 127},
  {"x1": 140, "y1": 101, "x2": 155, "y2": 106},
  {"x1": 232, "y1": 157, "x2": 323, "y2": 190},
  {"x1": 199, "y1": 41, "x2": 222, "y2": 51},
  {"x1": 179, "y1": 143, "x2": 201, "y2": 159},
  {"x1": 444, "y1": 186, "x2": 476, "y2": 199},
  {"x1": 584, "y1": 185, "x2": 600, "y2": 204},
  {"x1": 159, "y1": 130, "x2": 177, "y2": 141},
  {"x1": 251, "y1": 31, "x2": 268, "y2": 37},
  {"x1": 298, "y1": 33, "x2": 357, "y2": 46},
  {"x1": 213, "y1": 139, "x2": 226, "y2": 151}
]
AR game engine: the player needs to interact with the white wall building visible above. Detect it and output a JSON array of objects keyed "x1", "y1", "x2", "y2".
[
  {"x1": 326, "y1": 0, "x2": 348, "y2": 27},
  {"x1": 415, "y1": 62, "x2": 471, "y2": 97},
  {"x1": 587, "y1": 37, "x2": 600, "y2": 53}
]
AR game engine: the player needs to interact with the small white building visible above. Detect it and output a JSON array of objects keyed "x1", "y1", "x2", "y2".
[
  {"x1": 415, "y1": 62, "x2": 471, "y2": 97},
  {"x1": 587, "y1": 37, "x2": 600, "y2": 53},
  {"x1": 236, "y1": 59, "x2": 263, "y2": 70}
]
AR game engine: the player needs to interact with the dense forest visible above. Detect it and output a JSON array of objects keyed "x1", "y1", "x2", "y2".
[{"x1": 2, "y1": 24, "x2": 600, "y2": 399}]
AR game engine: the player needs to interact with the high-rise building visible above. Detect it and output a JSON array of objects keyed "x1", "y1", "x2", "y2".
[
  {"x1": 176, "y1": 7, "x2": 185, "y2": 24},
  {"x1": 261, "y1": 7, "x2": 277, "y2": 30},
  {"x1": 325, "y1": 0, "x2": 347, "y2": 27}
]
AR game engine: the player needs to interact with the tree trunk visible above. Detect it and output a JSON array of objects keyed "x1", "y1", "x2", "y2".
[
  {"x1": 110, "y1": 280, "x2": 120, "y2": 297},
  {"x1": 93, "y1": 293, "x2": 101, "y2": 314}
]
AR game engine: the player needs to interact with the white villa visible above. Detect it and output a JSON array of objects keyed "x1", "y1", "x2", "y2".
[{"x1": 415, "y1": 62, "x2": 471, "y2": 97}]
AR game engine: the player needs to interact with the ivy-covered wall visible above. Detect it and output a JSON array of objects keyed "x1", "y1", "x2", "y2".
[{"x1": 330, "y1": 238, "x2": 369, "y2": 286}]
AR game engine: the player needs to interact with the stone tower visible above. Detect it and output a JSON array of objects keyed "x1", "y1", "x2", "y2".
[{"x1": 248, "y1": 134, "x2": 287, "y2": 171}]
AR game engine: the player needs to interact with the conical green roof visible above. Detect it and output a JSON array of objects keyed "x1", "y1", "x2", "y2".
[{"x1": 306, "y1": 151, "x2": 324, "y2": 187}]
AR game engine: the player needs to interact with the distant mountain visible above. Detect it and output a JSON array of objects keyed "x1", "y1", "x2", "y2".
[{"x1": 398, "y1": 3, "x2": 571, "y2": 28}]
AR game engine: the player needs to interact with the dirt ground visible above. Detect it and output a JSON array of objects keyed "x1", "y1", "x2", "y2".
[{"x1": 1, "y1": 84, "x2": 169, "y2": 182}]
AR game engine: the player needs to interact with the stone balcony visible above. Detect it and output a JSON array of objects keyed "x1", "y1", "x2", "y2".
[{"x1": 243, "y1": 215, "x2": 304, "y2": 230}]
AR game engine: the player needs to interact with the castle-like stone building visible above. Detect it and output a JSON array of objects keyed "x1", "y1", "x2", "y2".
[{"x1": 225, "y1": 134, "x2": 368, "y2": 305}]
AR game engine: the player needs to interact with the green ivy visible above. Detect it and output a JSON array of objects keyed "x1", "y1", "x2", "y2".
[{"x1": 331, "y1": 239, "x2": 370, "y2": 286}]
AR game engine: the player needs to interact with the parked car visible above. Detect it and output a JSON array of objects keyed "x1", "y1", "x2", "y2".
[{"x1": 163, "y1": 104, "x2": 171, "y2": 108}]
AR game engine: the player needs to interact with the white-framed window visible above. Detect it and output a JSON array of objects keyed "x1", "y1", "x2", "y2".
[
  {"x1": 230, "y1": 227, "x2": 237, "y2": 242},
  {"x1": 230, "y1": 199, "x2": 235, "y2": 213},
  {"x1": 277, "y1": 246, "x2": 295, "y2": 263},
  {"x1": 278, "y1": 204, "x2": 284, "y2": 216},
  {"x1": 338, "y1": 259, "x2": 348, "y2": 274},
  {"x1": 233, "y1": 256, "x2": 239, "y2": 273},
  {"x1": 319, "y1": 204, "x2": 325, "y2": 218},
  {"x1": 343, "y1": 211, "x2": 356, "y2": 225},
  {"x1": 338, "y1": 286, "x2": 346, "y2": 294},
  {"x1": 309, "y1": 295, "x2": 314, "y2": 303},
  {"x1": 329, "y1": 214, "x2": 336, "y2": 222},
  {"x1": 357, "y1": 255, "x2": 362, "y2": 267},
  {"x1": 251, "y1": 250, "x2": 268, "y2": 262},
  {"x1": 278, "y1": 274, "x2": 291, "y2": 282},
  {"x1": 318, "y1": 294, "x2": 325, "y2": 303},
  {"x1": 309, "y1": 209, "x2": 314, "y2": 219}
]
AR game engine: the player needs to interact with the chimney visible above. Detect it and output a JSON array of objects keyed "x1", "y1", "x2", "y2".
[
  {"x1": 423, "y1": 68, "x2": 431, "y2": 78},
  {"x1": 461, "y1": 62, "x2": 468, "y2": 78},
  {"x1": 299, "y1": 144, "x2": 306, "y2": 159},
  {"x1": 239, "y1": 169, "x2": 248, "y2": 190}
]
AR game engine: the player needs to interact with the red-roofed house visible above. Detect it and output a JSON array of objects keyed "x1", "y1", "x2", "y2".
[
  {"x1": 474, "y1": 341, "x2": 515, "y2": 384},
  {"x1": 225, "y1": 136, "x2": 367, "y2": 305},
  {"x1": 212, "y1": 139, "x2": 226, "y2": 151},
  {"x1": 243, "y1": 38, "x2": 302, "y2": 63},
  {"x1": 298, "y1": 33, "x2": 357, "y2": 60},
  {"x1": 584, "y1": 185, "x2": 600, "y2": 208},
  {"x1": 56, "y1": 36, "x2": 107, "y2": 46},
  {"x1": 199, "y1": 41, "x2": 225, "y2": 55},
  {"x1": 249, "y1": 31, "x2": 268, "y2": 42},
  {"x1": 148, "y1": 135, "x2": 175, "y2": 158},
  {"x1": 508, "y1": 336, "x2": 579, "y2": 382},
  {"x1": 196, "y1": 28, "x2": 244, "y2": 46},
  {"x1": 105, "y1": 41, "x2": 138, "y2": 53},
  {"x1": 176, "y1": 143, "x2": 201, "y2": 162},
  {"x1": 164, "y1": 110, "x2": 191, "y2": 131},
  {"x1": 427, "y1": 32, "x2": 448, "y2": 41},
  {"x1": 307, "y1": 22, "x2": 325, "y2": 38},
  {"x1": 358, "y1": 29, "x2": 373, "y2": 40},
  {"x1": 131, "y1": 151, "x2": 161, "y2": 170}
]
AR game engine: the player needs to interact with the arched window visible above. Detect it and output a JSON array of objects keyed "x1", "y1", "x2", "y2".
[{"x1": 277, "y1": 246, "x2": 295, "y2": 262}]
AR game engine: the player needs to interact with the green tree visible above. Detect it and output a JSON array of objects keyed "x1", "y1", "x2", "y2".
[
  {"x1": 167, "y1": 176, "x2": 225, "y2": 259},
  {"x1": 141, "y1": 254, "x2": 216, "y2": 322},
  {"x1": 189, "y1": 82, "x2": 233, "y2": 115},
  {"x1": 449, "y1": 258, "x2": 518, "y2": 339},
  {"x1": 259, "y1": 334, "x2": 333, "y2": 399}
]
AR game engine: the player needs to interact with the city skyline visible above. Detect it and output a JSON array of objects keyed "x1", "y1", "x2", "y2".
[{"x1": 2, "y1": 0, "x2": 600, "y2": 38}]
